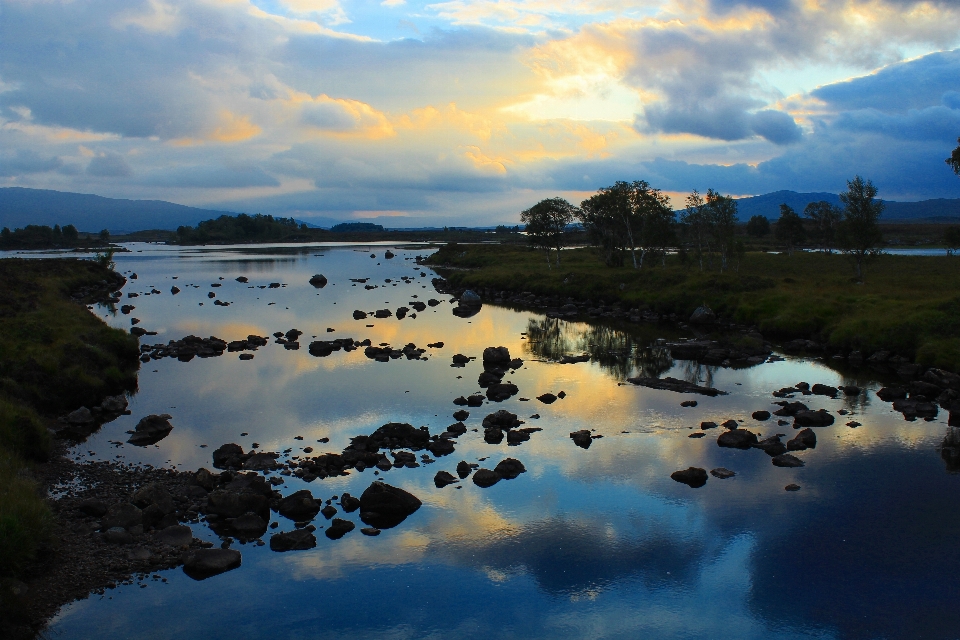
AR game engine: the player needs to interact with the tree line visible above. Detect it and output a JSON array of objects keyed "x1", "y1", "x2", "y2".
[
  {"x1": 0, "y1": 224, "x2": 111, "y2": 249},
  {"x1": 520, "y1": 175, "x2": 890, "y2": 280},
  {"x1": 176, "y1": 213, "x2": 312, "y2": 244}
]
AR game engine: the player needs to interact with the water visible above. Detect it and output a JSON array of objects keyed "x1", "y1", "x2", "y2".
[{"x1": 29, "y1": 243, "x2": 960, "y2": 639}]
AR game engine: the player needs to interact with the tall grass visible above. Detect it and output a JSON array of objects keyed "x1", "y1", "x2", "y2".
[{"x1": 0, "y1": 450, "x2": 53, "y2": 576}]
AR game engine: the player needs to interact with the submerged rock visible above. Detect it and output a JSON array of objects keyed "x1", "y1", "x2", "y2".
[
  {"x1": 771, "y1": 453, "x2": 805, "y2": 468},
  {"x1": 183, "y1": 549, "x2": 241, "y2": 580},
  {"x1": 710, "y1": 468, "x2": 736, "y2": 479},
  {"x1": 270, "y1": 529, "x2": 317, "y2": 551}
]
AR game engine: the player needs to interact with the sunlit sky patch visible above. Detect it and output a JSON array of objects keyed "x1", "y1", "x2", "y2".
[{"x1": 1, "y1": 0, "x2": 959, "y2": 226}]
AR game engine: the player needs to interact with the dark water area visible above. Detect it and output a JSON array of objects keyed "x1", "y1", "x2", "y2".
[{"x1": 9, "y1": 243, "x2": 960, "y2": 639}]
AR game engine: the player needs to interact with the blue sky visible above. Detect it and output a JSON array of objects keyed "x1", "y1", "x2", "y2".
[{"x1": 1, "y1": 0, "x2": 959, "y2": 226}]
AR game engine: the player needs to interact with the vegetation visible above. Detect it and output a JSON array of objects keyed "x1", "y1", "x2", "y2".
[
  {"x1": 947, "y1": 136, "x2": 960, "y2": 176},
  {"x1": 0, "y1": 258, "x2": 140, "y2": 577},
  {"x1": 945, "y1": 226, "x2": 960, "y2": 256},
  {"x1": 176, "y1": 213, "x2": 318, "y2": 244},
  {"x1": 0, "y1": 224, "x2": 98, "y2": 250},
  {"x1": 520, "y1": 198, "x2": 576, "y2": 267},
  {"x1": 775, "y1": 204, "x2": 805, "y2": 254},
  {"x1": 426, "y1": 242, "x2": 960, "y2": 371},
  {"x1": 837, "y1": 175, "x2": 885, "y2": 280},
  {"x1": 803, "y1": 201, "x2": 841, "y2": 251},
  {"x1": 331, "y1": 222, "x2": 385, "y2": 233},
  {"x1": 745, "y1": 215, "x2": 770, "y2": 238}
]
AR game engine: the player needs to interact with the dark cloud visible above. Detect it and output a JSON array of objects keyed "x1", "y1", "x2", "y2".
[
  {"x1": 0, "y1": 149, "x2": 62, "y2": 177},
  {"x1": 140, "y1": 165, "x2": 279, "y2": 189},
  {"x1": 300, "y1": 103, "x2": 357, "y2": 131},
  {"x1": 749, "y1": 109, "x2": 802, "y2": 145},
  {"x1": 86, "y1": 153, "x2": 132, "y2": 178}
]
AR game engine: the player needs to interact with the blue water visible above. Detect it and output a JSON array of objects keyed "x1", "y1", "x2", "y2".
[{"x1": 23, "y1": 243, "x2": 960, "y2": 640}]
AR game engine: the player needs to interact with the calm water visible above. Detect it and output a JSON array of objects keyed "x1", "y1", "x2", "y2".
[{"x1": 22, "y1": 243, "x2": 960, "y2": 640}]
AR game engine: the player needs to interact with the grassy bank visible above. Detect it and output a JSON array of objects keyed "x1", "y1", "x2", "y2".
[
  {"x1": 0, "y1": 259, "x2": 140, "y2": 577},
  {"x1": 426, "y1": 243, "x2": 960, "y2": 370}
]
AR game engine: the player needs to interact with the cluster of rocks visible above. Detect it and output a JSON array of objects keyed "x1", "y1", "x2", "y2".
[
  {"x1": 362, "y1": 342, "x2": 432, "y2": 362},
  {"x1": 666, "y1": 337, "x2": 772, "y2": 367},
  {"x1": 137, "y1": 335, "x2": 234, "y2": 362},
  {"x1": 481, "y1": 410, "x2": 542, "y2": 445},
  {"x1": 69, "y1": 271, "x2": 126, "y2": 305},
  {"x1": 57, "y1": 395, "x2": 131, "y2": 439},
  {"x1": 626, "y1": 376, "x2": 727, "y2": 396},
  {"x1": 352, "y1": 299, "x2": 437, "y2": 321},
  {"x1": 309, "y1": 337, "x2": 367, "y2": 357},
  {"x1": 875, "y1": 370, "x2": 960, "y2": 421}
]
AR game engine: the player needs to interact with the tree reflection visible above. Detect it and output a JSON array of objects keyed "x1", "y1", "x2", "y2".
[
  {"x1": 523, "y1": 317, "x2": 674, "y2": 381},
  {"x1": 939, "y1": 427, "x2": 960, "y2": 473}
]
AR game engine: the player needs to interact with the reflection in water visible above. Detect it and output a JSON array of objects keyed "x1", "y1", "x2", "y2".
[
  {"x1": 523, "y1": 317, "x2": 674, "y2": 380},
  {"x1": 940, "y1": 427, "x2": 960, "y2": 472}
]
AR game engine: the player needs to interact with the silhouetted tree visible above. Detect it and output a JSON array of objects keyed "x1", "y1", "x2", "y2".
[
  {"x1": 680, "y1": 190, "x2": 710, "y2": 270},
  {"x1": 837, "y1": 175, "x2": 884, "y2": 280},
  {"x1": 578, "y1": 190, "x2": 625, "y2": 266},
  {"x1": 803, "y1": 201, "x2": 841, "y2": 251},
  {"x1": 634, "y1": 181, "x2": 676, "y2": 267},
  {"x1": 775, "y1": 204, "x2": 806, "y2": 255},
  {"x1": 745, "y1": 215, "x2": 770, "y2": 238},
  {"x1": 944, "y1": 226, "x2": 960, "y2": 256},
  {"x1": 521, "y1": 197, "x2": 575, "y2": 267},
  {"x1": 62, "y1": 225, "x2": 78, "y2": 241},
  {"x1": 947, "y1": 136, "x2": 960, "y2": 176},
  {"x1": 706, "y1": 189, "x2": 738, "y2": 272},
  {"x1": 99, "y1": 228, "x2": 110, "y2": 242}
]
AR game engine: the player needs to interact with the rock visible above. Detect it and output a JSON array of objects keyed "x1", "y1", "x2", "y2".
[
  {"x1": 721, "y1": 419, "x2": 739, "y2": 429},
  {"x1": 570, "y1": 430, "x2": 592, "y2": 449},
  {"x1": 460, "y1": 290, "x2": 481, "y2": 306},
  {"x1": 671, "y1": 467, "x2": 708, "y2": 488},
  {"x1": 427, "y1": 439, "x2": 456, "y2": 456},
  {"x1": 269, "y1": 529, "x2": 317, "y2": 551},
  {"x1": 228, "y1": 511, "x2": 267, "y2": 540},
  {"x1": 309, "y1": 274, "x2": 328, "y2": 288},
  {"x1": 127, "y1": 414, "x2": 174, "y2": 446},
  {"x1": 811, "y1": 383, "x2": 839, "y2": 397},
  {"x1": 451, "y1": 354, "x2": 470, "y2": 366},
  {"x1": 688, "y1": 432, "x2": 705, "y2": 438},
  {"x1": 752, "y1": 410, "x2": 771, "y2": 421},
  {"x1": 877, "y1": 386, "x2": 907, "y2": 401},
  {"x1": 482, "y1": 410, "x2": 522, "y2": 430},
  {"x1": 456, "y1": 460, "x2": 473, "y2": 479},
  {"x1": 483, "y1": 428, "x2": 504, "y2": 444},
  {"x1": 242, "y1": 452, "x2": 279, "y2": 471},
  {"x1": 320, "y1": 505, "x2": 337, "y2": 519},
  {"x1": 472, "y1": 469, "x2": 501, "y2": 488},
  {"x1": 787, "y1": 428, "x2": 817, "y2": 451},
  {"x1": 360, "y1": 527, "x2": 381, "y2": 536},
  {"x1": 771, "y1": 453, "x2": 805, "y2": 468},
  {"x1": 626, "y1": 376, "x2": 727, "y2": 396},
  {"x1": 325, "y1": 519, "x2": 356, "y2": 540},
  {"x1": 374, "y1": 309, "x2": 392, "y2": 318},
  {"x1": 842, "y1": 385, "x2": 861, "y2": 396},
  {"x1": 100, "y1": 395, "x2": 128, "y2": 413},
  {"x1": 66, "y1": 407, "x2": 94, "y2": 424},
  {"x1": 710, "y1": 468, "x2": 736, "y2": 479},
  {"x1": 359, "y1": 482, "x2": 422, "y2": 529},
  {"x1": 445, "y1": 422, "x2": 467, "y2": 436},
  {"x1": 131, "y1": 483, "x2": 176, "y2": 514},
  {"x1": 340, "y1": 494, "x2": 361, "y2": 512},
  {"x1": 353, "y1": 310, "x2": 367, "y2": 320},
  {"x1": 689, "y1": 305, "x2": 717, "y2": 325},
  {"x1": 101, "y1": 502, "x2": 143, "y2": 531},
  {"x1": 680, "y1": 400, "x2": 698, "y2": 407},
  {"x1": 493, "y1": 458, "x2": 526, "y2": 479},
  {"x1": 183, "y1": 549, "x2": 241, "y2": 579},
  {"x1": 384, "y1": 250, "x2": 395, "y2": 259},
  {"x1": 276, "y1": 490, "x2": 321, "y2": 521},
  {"x1": 207, "y1": 488, "x2": 270, "y2": 520},
  {"x1": 154, "y1": 525, "x2": 193, "y2": 547},
  {"x1": 102, "y1": 527, "x2": 134, "y2": 545},
  {"x1": 486, "y1": 383, "x2": 519, "y2": 402},
  {"x1": 478, "y1": 370, "x2": 505, "y2": 387},
  {"x1": 753, "y1": 436, "x2": 787, "y2": 457},
  {"x1": 537, "y1": 393, "x2": 557, "y2": 404},
  {"x1": 482, "y1": 346, "x2": 511, "y2": 366},
  {"x1": 453, "y1": 410, "x2": 470, "y2": 421},
  {"x1": 77, "y1": 498, "x2": 108, "y2": 517},
  {"x1": 717, "y1": 429, "x2": 758, "y2": 449},
  {"x1": 793, "y1": 409, "x2": 835, "y2": 427},
  {"x1": 434, "y1": 470, "x2": 458, "y2": 487},
  {"x1": 700, "y1": 421, "x2": 718, "y2": 430},
  {"x1": 239, "y1": 353, "x2": 254, "y2": 361},
  {"x1": 212, "y1": 443, "x2": 246, "y2": 470},
  {"x1": 785, "y1": 484, "x2": 801, "y2": 491}
]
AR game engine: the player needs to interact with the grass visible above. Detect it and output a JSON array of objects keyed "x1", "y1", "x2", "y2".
[
  {"x1": 426, "y1": 243, "x2": 960, "y2": 370},
  {"x1": 0, "y1": 258, "x2": 141, "y2": 577}
]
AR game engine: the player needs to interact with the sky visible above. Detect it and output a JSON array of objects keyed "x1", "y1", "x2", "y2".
[{"x1": 1, "y1": 0, "x2": 960, "y2": 227}]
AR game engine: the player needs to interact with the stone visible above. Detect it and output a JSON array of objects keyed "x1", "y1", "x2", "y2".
[
  {"x1": 771, "y1": 453, "x2": 805, "y2": 468},
  {"x1": 482, "y1": 346, "x2": 511, "y2": 366},
  {"x1": 785, "y1": 484, "x2": 801, "y2": 491},
  {"x1": 154, "y1": 524, "x2": 194, "y2": 547},
  {"x1": 183, "y1": 549, "x2": 241, "y2": 579},
  {"x1": 325, "y1": 518, "x2": 356, "y2": 540},
  {"x1": 131, "y1": 483, "x2": 176, "y2": 514},
  {"x1": 537, "y1": 393, "x2": 558, "y2": 404},
  {"x1": 486, "y1": 383, "x2": 519, "y2": 402},
  {"x1": 793, "y1": 409, "x2": 835, "y2": 427},
  {"x1": 340, "y1": 494, "x2": 361, "y2": 512},
  {"x1": 752, "y1": 410, "x2": 771, "y2": 421},
  {"x1": 102, "y1": 527, "x2": 134, "y2": 545},
  {"x1": 276, "y1": 490, "x2": 321, "y2": 521},
  {"x1": 212, "y1": 443, "x2": 246, "y2": 470},
  {"x1": 434, "y1": 470, "x2": 458, "y2": 487},
  {"x1": 269, "y1": 529, "x2": 316, "y2": 551},
  {"x1": 472, "y1": 469, "x2": 501, "y2": 488},
  {"x1": 127, "y1": 414, "x2": 174, "y2": 446},
  {"x1": 359, "y1": 482, "x2": 422, "y2": 529},
  {"x1": 320, "y1": 505, "x2": 337, "y2": 519},
  {"x1": 360, "y1": 527, "x2": 381, "y2": 536},
  {"x1": 66, "y1": 407, "x2": 94, "y2": 424},
  {"x1": 77, "y1": 498, "x2": 108, "y2": 517},
  {"x1": 700, "y1": 421, "x2": 718, "y2": 430},
  {"x1": 309, "y1": 274, "x2": 328, "y2": 288},
  {"x1": 671, "y1": 467, "x2": 708, "y2": 488},
  {"x1": 101, "y1": 502, "x2": 143, "y2": 531},
  {"x1": 242, "y1": 452, "x2": 279, "y2": 471},
  {"x1": 811, "y1": 384, "x2": 839, "y2": 397},
  {"x1": 710, "y1": 468, "x2": 736, "y2": 479},
  {"x1": 100, "y1": 395, "x2": 128, "y2": 413},
  {"x1": 717, "y1": 429, "x2": 758, "y2": 449},
  {"x1": 787, "y1": 428, "x2": 817, "y2": 451},
  {"x1": 460, "y1": 290, "x2": 481, "y2": 306},
  {"x1": 570, "y1": 430, "x2": 592, "y2": 449},
  {"x1": 453, "y1": 410, "x2": 469, "y2": 421},
  {"x1": 689, "y1": 305, "x2": 717, "y2": 325},
  {"x1": 456, "y1": 461, "x2": 473, "y2": 479},
  {"x1": 753, "y1": 436, "x2": 787, "y2": 457},
  {"x1": 680, "y1": 400, "x2": 698, "y2": 407},
  {"x1": 493, "y1": 458, "x2": 526, "y2": 479},
  {"x1": 626, "y1": 376, "x2": 727, "y2": 396}
]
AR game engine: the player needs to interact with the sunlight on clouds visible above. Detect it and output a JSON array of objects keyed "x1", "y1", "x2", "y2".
[
  {"x1": 396, "y1": 103, "x2": 502, "y2": 141},
  {"x1": 462, "y1": 146, "x2": 508, "y2": 174},
  {"x1": 280, "y1": 0, "x2": 350, "y2": 25},
  {"x1": 210, "y1": 110, "x2": 263, "y2": 143},
  {"x1": 111, "y1": 0, "x2": 182, "y2": 33},
  {"x1": 297, "y1": 94, "x2": 396, "y2": 139}
]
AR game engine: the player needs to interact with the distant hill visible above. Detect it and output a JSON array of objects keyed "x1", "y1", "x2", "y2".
[
  {"x1": 0, "y1": 187, "x2": 240, "y2": 233},
  {"x1": 734, "y1": 190, "x2": 960, "y2": 221}
]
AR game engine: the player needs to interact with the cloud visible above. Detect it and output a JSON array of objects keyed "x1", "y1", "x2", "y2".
[
  {"x1": 0, "y1": 149, "x2": 62, "y2": 177},
  {"x1": 140, "y1": 165, "x2": 279, "y2": 188},
  {"x1": 749, "y1": 109, "x2": 802, "y2": 145},
  {"x1": 86, "y1": 152, "x2": 132, "y2": 177}
]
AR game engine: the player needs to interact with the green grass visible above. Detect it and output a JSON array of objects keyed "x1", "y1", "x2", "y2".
[
  {"x1": 0, "y1": 258, "x2": 141, "y2": 577},
  {"x1": 427, "y1": 243, "x2": 960, "y2": 370}
]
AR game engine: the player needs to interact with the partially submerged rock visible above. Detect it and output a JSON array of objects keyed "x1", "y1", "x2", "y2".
[
  {"x1": 626, "y1": 376, "x2": 727, "y2": 396},
  {"x1": 671, "y1": 467, "x2": 708, "y2": 488},
  {"x1": 127, "y1": 414, "x2": 174, "y2": 446},
  {"x1": 717, "y1": 429, "x2": 758, "y2": 449},
  {"x1": 359, "y1": 482, "x2": 422, "y2": 529},
  {"x1": 270, "y1": 529, "x2": 317, "y2": 551},
  {"x1": 183, "y1": 549, "x2": 241, "y2": 580},
  {"x1": 771, "y1": 453, "x2": 805, "y2": 468}
]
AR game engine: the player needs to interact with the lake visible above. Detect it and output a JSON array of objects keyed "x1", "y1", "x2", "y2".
[{"x1": 25, "y1": 242, "x2": 960, "y2": 640}]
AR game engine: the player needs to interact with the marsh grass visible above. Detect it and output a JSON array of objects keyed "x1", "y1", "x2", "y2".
[{"x1": 428, "y1": 244, "x2": 960, "y2": 369}]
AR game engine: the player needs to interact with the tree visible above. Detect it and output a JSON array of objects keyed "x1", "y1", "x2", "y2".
[
  {"x1": 62, "y1": 224, "x2": 78, "y2": 242},
  {"x1": 803, "y1": 201, "x2": 841, "y2": 251},
  {"x1": 705, "y1": 189, "x2": 738, "y2": 272},
  {"x1": 837, "y1": 175, "x2": 884, "y2": 280},
  {"x1": 745, "y1": 215, "x2": 770, "y2": 238},
  {"x1": 947, "y1": 136, "x2": 960, "y2": 176},
  {"x1": 578, "y1": 190, "x2": 625, "y2": 266},
  {"x1": 521, "y1": 198, "x2": 575, "y2": 267},
  {"x1": 945, "y1": 226, "x2": 960, "y2": 256},
  {"x1": 733, "y1": 239, "x2": 746, "y2": 273},
  {"x1": 680, "y1": 190, "x2": 710, "y2": 270},
  {"x1": 99, "y1": 228, "x2": 110, "y2": 242},
  {"x1": 775, "y1": 204, "x2": 806, "y2": 255},
  {"x1": 635, "y1": 183, "x2": 676, "y2": 267}
]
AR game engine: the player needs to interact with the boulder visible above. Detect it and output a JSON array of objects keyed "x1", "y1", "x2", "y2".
[
  {"x1": 453, "y1": 409, "x2": 470, "y2": 421},
  {"x1": 212, "y1": 443, "x2": 246, "y2": 470},
  {"x1": 66, "y1": 407, "x2": 94, "y2": 425},
  {"x1": 689, "y1": 305, "x2": 717, "y2": 325},
  {"x1": 717, "y1": 429, "x2": 758, "y2": 449},
  {"x1": 537, "y1": 393, "x2": 558, "y2": 404},
  {"x1": 269, "y1": 529, "x2": 317, "y2": 552},
  {"x1": 482, "y1": 346, "x2": 511, "y2": 366},
  {"x1": 309, "y1": 274, "x2": 328, "y2": 288},
  {"x1": 434, "y1": 470, "x2": 458, "y2": 487},
  {"x1": 793, "y1": 409, "x2": 835, "y2": 427},
  {"x1": 710, "y1": 468, "x2": 736, "y2": 479},
  {"x1": 752, "y1": 410, "x2": 771, "y2": 421},
  {"x1": 359, "y1": 482, "x2": 422, "y2": 529},
  {"x1": 787, "y1": 428, "x2": 817, "y2": 451},
  {"x1": 570, "y1": 430, "x2": 592, "y2": 449},
  {"x1": 753, "y1": 436, "x2": 787, "y2": 457},
  {"x1": 325, "y1": 518, "x2": 356, "y2": 540},
  {"x1": 100, "y1": 395, "x2": 128, "y2": 413},
  {"x1": 275, "y1": 490, "x2": 321, "y2": 521},
  {"x1": 811, "y1": 384, "x2": 839, "y2": 397},
  {"x1": 101, "y1": 502, "x2": 143, "y2": 531},
  {"x1": 153, "y1": 524, "x2": 193, "y2": 547},
  {"x1": 127, "y1": 414, "x2": 174, "y2": 446},
  {"x1": 206, "y1": 489, "x2": 269, "y2": 520},
  {"x1": 456, "y1": 461, "x2": 473, "y2": 479},
  {"x1": 231, "y1": 513, "x2": 268, "y2": 540},
  {"x1": 493, "y1": 458, "x2": 526, "y2": 479},
  {"x1": 486, "y1": 383, "x2": 519, "y2": 402},
  {"x1": 482, "y1": 410, "x2": 522, "y2": 430},
  {"x1": 460, "y1": 290, "x2": 481, "y2": 306},
  {"x1": 183, "y1": 549, "x2": 241, "y2": 580},
  {"x1": 771, "y1": 453, "x2": 805, "y2": 468},
  {"x1": 671, "y1": 467, "x2": 708, "y2": 488},
  {"x1": 131, "y1": 483, "x2": 176, "y2": 514},
  {"x1": 242, "y1": 452, "x2": 280, "y2": 471},
  {"x1": 101, "y1": 527, "x2": 134, "y2": 545},
  {"x1": 472, "y1": 469, "x2": 501, "y2": 488}
]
